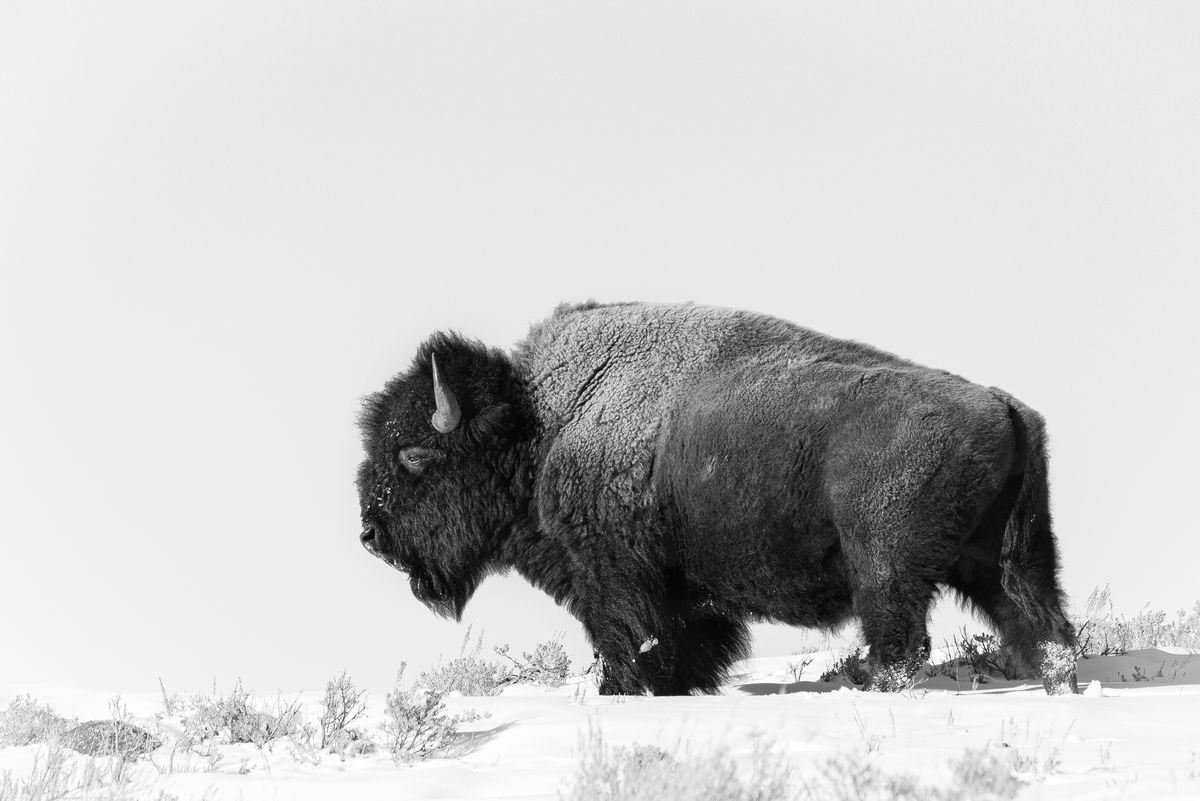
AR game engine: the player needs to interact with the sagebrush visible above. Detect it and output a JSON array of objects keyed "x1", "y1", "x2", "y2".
[
  {"x1": 178, "y1": 680, "x2": 306, "y2": 749},
  {"x1": 0, "y1": 741, "x2": 177, "y2": 801},
  {"x1": 927, "y1": 628, "x2": 1020, "y2": 684},
  {"x1": 560, "y1": 731, "x2": 1024, "y2": 801},
  {"x1": 0, "y1": 696, "x2": 74, "y2": 748},
  {"x1": 318, "y1": 671, "x2": 373, "y2": 755},
  {"x1": 560, "y1": 728, "x2": 797, "y2": 801},
  {"x1": 819, "y1": 648, "x2": 870, "y2": 686},
  {"x1": 417, "y1": 628, "x2": 574, "y2": 696},
  {"x1": 1071, "y1": 585, "x2": 1200, "y2": 655},
  {"x1": 380, "y1": 663, "x2": 483, "y2": 763}
]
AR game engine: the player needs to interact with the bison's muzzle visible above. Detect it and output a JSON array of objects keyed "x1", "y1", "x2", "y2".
[
  {"x1": 362, "y1": 525, "x2": 460, "y2": 615},
  {"x1": 360, "y1": 526, "x2": 406, "y2": 575}
]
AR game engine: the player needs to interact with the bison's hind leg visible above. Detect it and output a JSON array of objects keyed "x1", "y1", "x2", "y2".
[
  {"x1": 947, "y1": 455, "x2": 1076, "y2": 693},
  {"x1": 947, "y1": 558, "x2": 1077, "y2": 693}
]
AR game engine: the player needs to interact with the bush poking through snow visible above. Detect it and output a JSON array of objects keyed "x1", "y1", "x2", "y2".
[
  {"x1": 1071, "y1": 585, "x2": 1200, "y2": 656},
  {"x1": 380, "y1": 663, "x2": 481, "y2": 763},
  {"x1": 927, "y1": 629, "x2": 1021, "y2": 684},
  {"x1": 157, "y1": 678, "x2": 182, "y2": 717},
  {"x1": 996, "y1": 718, "x2": 1065, "y2": 782},
  {"x1": 561, "y1": 732, "x2": 1026, "y2": 801},
  {"x1": 318, "y1": 671, "x2": 373, "y2": 755},
  {"x1": 179, "y1": 680, "x2": 306, "y2": 748},
  {"x1": 819, "y1": 749, "x2": 1020, "y2": 801},
  {"x1": 417, "y1": 629, "x2": 575, "y2": 696},
  {"x1": 418, "y1": 655, "x2": 508, "y2": 697},
  {"x1": 865, "y1": 649, "x2": 928, "y2": 693},
  {"x1": 416, "y1": 627, "x2": 509, "y2": 696},
  {"x1": 0, "y1": 696, "x2": 74, "y2": 748},
  {"x1": 495, "y1": 640, "x2": 572, "y2": 688},
  {"x1": 416, "y1": 626, "x2": 576, "y2": 697},
  {"x1": 785, "y1": 656, "x2": 814, "y2": 683},
  {"x1": 863, "y1": 664, "x2": 911, "y2": 693},
  {"x1": 949, "y1": 748, "x2": 1023, "y2": 799},
  {"x1": 820, "y1": 648, "x2": 870, "y2": 686},
  {"x1": 0, "y1": 740, "x2": 179, "y2": 801},
  {"x1": 560, "y1": 728, "x2": 796, "y2": 801}
]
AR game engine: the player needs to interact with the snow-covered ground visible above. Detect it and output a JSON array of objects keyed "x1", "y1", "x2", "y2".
[{"x1": 3, "y1": 649, "x2": 1198, "y2": 800}]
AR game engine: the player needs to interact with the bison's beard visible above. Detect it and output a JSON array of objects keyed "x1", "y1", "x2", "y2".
[
  {"x1": 423, "y1": 594, "x2": 467, "y2": 621},
  {"x1": 410, "y1": 570, "x2": 473, "y2": 621}
]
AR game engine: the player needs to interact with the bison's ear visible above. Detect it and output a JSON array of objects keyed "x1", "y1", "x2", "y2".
[{"x1": 418, "y1": 335, "x2": 528, "y2": 447}]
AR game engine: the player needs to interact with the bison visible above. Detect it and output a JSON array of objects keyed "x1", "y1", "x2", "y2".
[{"x1": 356, "y1": 302, "x2": 1077, "y2": 695}]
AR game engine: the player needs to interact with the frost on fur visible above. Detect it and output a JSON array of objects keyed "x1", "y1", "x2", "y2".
[{"x1": 1039, "y1": 642, "x2": 1079, "y2": 695}]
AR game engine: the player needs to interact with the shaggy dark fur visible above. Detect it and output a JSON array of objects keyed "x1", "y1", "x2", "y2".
[{"x1": 356, "y1": 302, "x2": 1076, "y2": 695}]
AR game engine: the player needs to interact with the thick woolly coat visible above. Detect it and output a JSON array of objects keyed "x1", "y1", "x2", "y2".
[{"x1": 358, "y1": 302, "x2": 1073, "y2": 695}]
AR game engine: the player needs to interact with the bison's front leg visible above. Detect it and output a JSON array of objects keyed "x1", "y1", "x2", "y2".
[
  {"x1": 589, "y1": 652, "x2": 638, "y2": 695},
  {"x1": 657, "y1": 612, "x2": 750, "y2": 694},
  {"x1": 580, "y1": 607, "x2": 699, "y2": 695},
  {"x1": 594, "y1": 612, "x2": 751, "y2": 696},
  {"x1": 594, "y1": 639, "x2": 677, "y2": 696},
  {"x1": 578, "y1": 605, "x2": 656, "y2": 696},
  {"x1": 847, "y1": 550, "x2": 939, "y2": 691}
]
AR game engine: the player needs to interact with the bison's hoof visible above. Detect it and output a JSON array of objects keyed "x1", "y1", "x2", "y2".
[
  {"x1": 1043, "y1": 675, "x2": 1079, "y2": 695},
  {"x1": 866, "y1": 659, "x2": 925, "y2": 692},
  {"x1": 1038, "y1": 641, "x2": 1079, "y2": 695}
]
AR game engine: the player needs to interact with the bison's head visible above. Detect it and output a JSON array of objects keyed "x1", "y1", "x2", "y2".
[{"x1": 356, "y1": 333, "x2": 532, "y2": 619}]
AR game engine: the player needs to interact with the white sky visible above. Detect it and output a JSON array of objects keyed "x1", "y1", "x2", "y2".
[{"x1": 2, "y1": 1, "x2": 1197, "y2": 694}]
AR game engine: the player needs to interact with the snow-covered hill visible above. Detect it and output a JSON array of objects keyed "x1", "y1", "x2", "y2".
[{"x1": 3, "y1": 649, "x2": 1198, "y2": 800}]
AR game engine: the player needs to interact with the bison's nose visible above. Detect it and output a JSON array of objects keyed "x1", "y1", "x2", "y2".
[{"x1": 360, "y1": 528, "x2": 377, "y2": 554}]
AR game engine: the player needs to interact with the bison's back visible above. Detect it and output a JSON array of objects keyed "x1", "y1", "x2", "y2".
[
  {"x1": 515, "y1": 302, "x2": 921, "y2": 520},
  {"x1": 516, "y1": 301, "x2": 917, "y2": 424}
]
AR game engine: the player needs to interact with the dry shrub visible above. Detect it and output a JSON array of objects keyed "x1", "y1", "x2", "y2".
[
  {"x1": 0, "y1": 741, "x2": 179, "y2": 801},
  {"x1": 819, "y1": 648, "x2": 870, "y2": 686},
  {"x1": 1072, "y1": 585, "x2": 1200, "y2": 655},
  {"x1": 0, "y1": 697, "x2": 73, "y2": 748},
  {"x1": 380, "y1": 663, "x2": 482, "y2": 763},
  {"x1": 179, "y1": 680, "x2": 305, "y2": 748},
  {"x1": 318, "y1": 671, "x2": 375, "y2": 757},
  {"x1": 417, "y1": 628, "x2": 574, "y2": 696},
  {"x1": 820, "y1": 749, "x2": 1019, "y2": 801},
  {"x1": 495, "y1": 640, "x2": 572, "y2": 688},
  {"x1": 560, "y1": 729, "x2": 796, "y2": 801},
  {"x1": 561, "y1": 733, "x2": 1024, "y2": 801},
  {"x1": 927, "y1": 629, "x2": 1022, "y2": 684}
]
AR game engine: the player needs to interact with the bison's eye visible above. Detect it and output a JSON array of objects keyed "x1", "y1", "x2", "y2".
[{"x1": 399, "y1": 446, "x2": 439, "y2": 474}]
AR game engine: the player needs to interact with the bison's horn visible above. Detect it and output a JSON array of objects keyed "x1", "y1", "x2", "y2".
[{"x1": 430, "y1": 353, "x2": 461, "y2": 433}]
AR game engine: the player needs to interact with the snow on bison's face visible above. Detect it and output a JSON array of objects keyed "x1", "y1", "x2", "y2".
[{"x1": 355, "y1": 341, "x2": 530, "y2": 620}]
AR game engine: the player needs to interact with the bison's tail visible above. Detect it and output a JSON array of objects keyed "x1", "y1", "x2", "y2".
[{"x1": 997, "y1": 396, "x2": 1053, "y2": 624}]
